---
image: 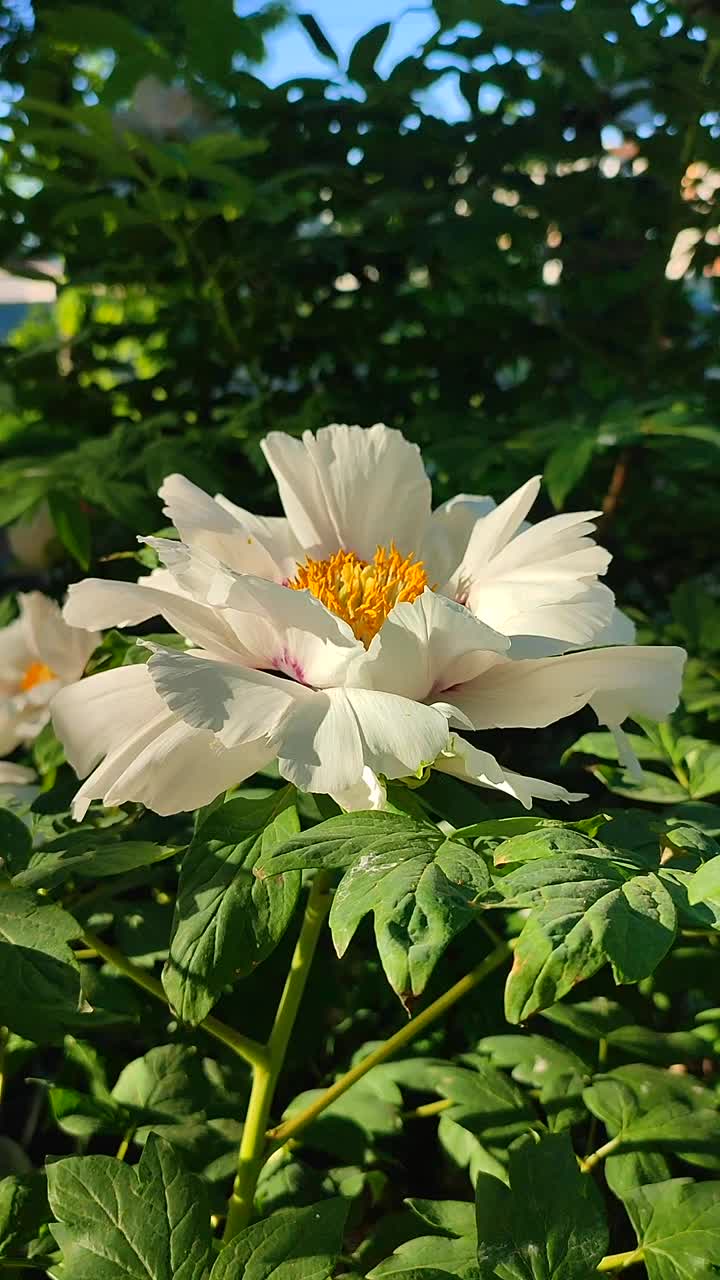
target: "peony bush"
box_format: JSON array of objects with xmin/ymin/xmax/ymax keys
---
[{"xmin": 1, "ymin": 421, "xmax": 720, "ymax": 1278}]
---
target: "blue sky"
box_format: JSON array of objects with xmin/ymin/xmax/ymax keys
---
[
  {"xmin": 236, "ymin": 0, "xmax": 471, "ymax": 119},
  {"xmin": 258, "ymin": 1, "xmax": 438, "ymax": 81}
]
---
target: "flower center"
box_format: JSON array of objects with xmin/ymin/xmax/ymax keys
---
[
  {"xmin": 288, "ymin": 543, "xmax": 428, "ymax": 646},
  {"xmin": 20, "ymin": 661, "xmax": 56, "ymax": 692}
]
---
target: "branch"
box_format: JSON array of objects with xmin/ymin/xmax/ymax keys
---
[
  {"xmin": 267, "ymin": 941, "xmax": 510, "ymax": 1147},
  {"xmin": 81, "ymin": 929, "xmax": 269, "ymax": 1072}
]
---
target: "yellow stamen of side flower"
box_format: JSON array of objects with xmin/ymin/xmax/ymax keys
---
[
  {"xmin": 288, "ymin": 543, "xmax": 429, "ymax": 646},
  {"xmin": 20, "ymin": 661, "xmax": 56, "ymax": 692}
]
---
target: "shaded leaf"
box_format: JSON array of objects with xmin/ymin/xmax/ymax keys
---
[
  {"xmin": 163, "ymin": 789, "xmax": 301, "ymax": 1024},
  {"xmin": 0, "ymin": 891, "xmax": 82, "ymax": 1042}
]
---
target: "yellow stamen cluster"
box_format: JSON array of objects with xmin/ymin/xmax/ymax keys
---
[
  {"xmin": 20, "ymin": 661, "xmax": 56, "ymax": 692},
  {"xmin": 289, "ymin": 543, "xmax": 428, "ymax": 646}
]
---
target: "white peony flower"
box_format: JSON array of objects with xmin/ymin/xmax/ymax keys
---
[
  {"xmin": 54, "ymin": 424, "xmax": 685, "ymax": 818},
  {"xmin": 0, "ymin": 593, "xmax": 99, "ymax": 758}
]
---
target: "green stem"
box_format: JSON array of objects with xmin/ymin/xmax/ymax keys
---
[
  {"xmin": 580, "ymin": 1136, "xmax": 620, "ymax": 1173},
  {"xmin": 267, "ymin": 940, "xmax": 510, "ymax": 1147},
  {"xmin": 404, "ymin": 1098, "xmax": 454, "ymax": 1120},
  {"xmin": 81, "ymin": 929, "xmax": 268, "ymax": 1072},
  {"xmin": 115, "ymin": 1128, "xmax": 135, "ymax": 1162},
  {"xmin": 222, "ymin": 871, "xmax": 333, "ymax": 1244},
  {"xmin": 597, "ymin": 1249, "xmax": 644, "ymax": 1272},
  {"xmin": 0, "ymin": 1027, "xmax": 7, "ymax": 1109}
]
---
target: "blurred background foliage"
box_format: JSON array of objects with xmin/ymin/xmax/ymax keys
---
[{"xmin": 0, "ymin": 0, "xmax": 719, "ymax": 772}]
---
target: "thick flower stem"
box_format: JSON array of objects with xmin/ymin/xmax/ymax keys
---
[
  {"xmin": 80, "ymin": 929, "xmax": 268, "ymax": 1072},
  {"xmin": 222, "ymin": 871, "xmax": 333, "ymax": 1244},
  {"xmin": 267, "ymin": 939, "xmax": 510, "ymax": 1148}
]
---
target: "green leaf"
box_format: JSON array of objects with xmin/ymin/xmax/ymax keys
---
[
  {"xmin": 544, "ymin": 433, "xmax": 595, "ymax": 509},
  {"xmin": 604, "ymin": 1150, "xmax": 672, "ymax": 1202},
  {"xmin": 163, "ymin": 789, "xmax": 301, "ymax": 1024},
  {"xmin": 562, "ymin": 731, "xmax": 664, "ymax": 766},
  {"xmin": 406, "ymin": 1199, "xmax": 476, "ymax": 1238},
  {"xmin": 279, "ymin": 1078, "xmax": 401, "ymax": 1164},
  {"xmin": 685, "ymin": 742, "xmax": 720, "ymax": 800},
  {"xmin": 0, "ymin": 809, "xmax": 32, "ymax": 869},
  {"xmin": 501, "ymin": 860, "xmax": 676, "ymax": 1021},
  {"xmin": 590, "ymin": 765, "xmax": 689, "ymax": 804},
  {"xmin": 688, "ymin": 855, "xmax": 720, "ymax": 904},
  {"xmin": 438, "ymin": 1114, "xmax": 507, "ymax": 1190},
  {"xmin": 209, "ymin": 1198, "xmax": 348, "ymax": 1280},
  {"xmin": 330, "ymin": 837, "xmax": 489, "ymax": 999},
  {"xmin": 298, "ymin": 13, "xmax": 338, "ymax": 63},
  {"xmin": 474, "ymin": 1036, "xmax": 589, "ymax": 1130},
  {"xmin": 583, "ymin": 1066, "xmax": 720, "ymax": 1171},
  {"xmin": 112, "ymin": 1044, "xmax": 207, "ymax": 1137},
  {"xmin": 9, "ymin": 834, "xmax": 172, "ymax": 891},
  {"xmin": 348, "ymin": 21, "xmax": 392, "ymax": 83},
  {"xmin": 181, "ymin": 0, "xmax": 241, "ymax": 82},
  {"xmin": 492, "ymin": 828, "xmax": 598, "ymax": 867},
  {"xmin": 49, "ymin": 1086, "xmax": 127, "ymax": 1141},
  {"xmin": 369, "ymin": 1232, "xmax": 480, "ymax": 1280},
  {"xmin": 48, "ymin": 491, "xmax": 91, "ymax": 570},
  {"xmin": 429, "ymin": 1063, "xmax": 534, "ymax": 1146},
  {"xmin": 47, "ymin": 1134, "xmax": 211, "ymax": 1280},
  {"xmin": 257, "ymin": 810, "xmax": 440, "ymax": 879},
  {"xmin": 474, "ymin": 1133, "xmax": 608, "ymax": 1279},
  {"xmin": 0, "ymin": 1171, "xmax": 49, "ymax": 1259},
  {"xmin": 624, "ymin": 1178, "xmax": 720, "ymax": 1279},
  {"xmin": 0, "ymin": 891, "xmax": 82, "ymax": 1041}
]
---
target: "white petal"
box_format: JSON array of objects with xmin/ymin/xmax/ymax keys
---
[
  {"xmin": 207, "ymin": 571, "xmax": 364, "ymax": 687},
  {"xmin": 447, "ymin": 476, "xmax": 542, "ymax": 592},
  {"xmin": 64, "ymin": 578, "xmax": 249, "ymax": 665},
  {"xmin": 446, "ymin": 481, "xmax": 615, "ymax": 645},
  {"xmin": 276, "ymin": 686, "xmax": 450, "ymax": 794},
  {"xmin": 147, "ymin": 649, "xmax": 301, "ymax": 748},
  {"xmin": 0, "ymin": 616, "xmax": 32, "ymax": 691},
  {"xmin": 331, "ymin": 766, "xmax": 387, "ymax": 812},
  {"xmin": 0, "ymin": 701, "xmax": 22, "ymax": 756},
  {"xmin": 275, "ymin": 689, "xmax": 364, "ymax": 795},
  {"xmin": 449, "ymin": 645, "xmax": 686, "ymax": 731},
  {"xmin": 159, "ymin": 473, "xmax": 286, "ymax": 579},
  {"xmin": 261, "ymin": 423, "xmax": 432, "ymax": 560},
  {"xmin": 0, "ymin": 762, "xmax": 36, "ymax": 785},
  {"xmin": 470, "ymin": 581, "xmax": 615, "ymax": 648},
  {"xmin": 72, "ymin": 712, "xmax": 273, "ymax": 819},
  {"xmin": 213, "ymin": 498, "xmax": 301, "ymax": 580},
  {"xmin": 435, "ymin": 737, "xmax": 586, "ymax": 808},
  {"xmin": 19, "ymin": 592, "xmax": 99, "ymax": 682},
  {"xmin": 52, "ymin": 663, "xmax": 167, "ymax": 778},
  {"xmin": 344, "ymin": 688, "xmax": 450, "ymax": 780},
  {"xmin": 507, "ymin": 606, "xmax": 636, "ymax": 658},
  {"xmin": 357, "ymin": 588, "xmax": 508, "ymax": 701},
  {"xmin": 421, "ymin": 493, "xmax": 496, "ymax": 586},
  {"xmin": 611, "ymin": 726, "xmax": 644, "ymax": 780}
]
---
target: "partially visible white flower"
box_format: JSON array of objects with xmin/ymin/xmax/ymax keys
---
[
  {"xmin": 113, "ymin": 76, "xmax": 214, "ymax": 142},
  {"xmin": 0, "ymin": 593, "xmax": 99, "ymax": 757},
  {"xmin": 54, "ymin": 424, "xmax": 685, "ymax": 818},
  {"xmin": 0, "ymin": 762, "xmax": 36, "ymax": 785},
  {"xmin": 8, "ymin": 502, "xmax": 57, "ymax": 571}
]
